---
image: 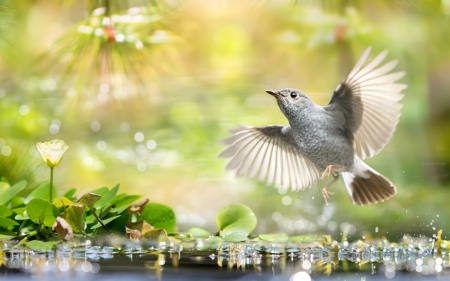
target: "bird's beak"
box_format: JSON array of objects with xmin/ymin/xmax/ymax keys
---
[{"xmin": 266, "ymin": 90, "xmax": 280, "ymax": 98}]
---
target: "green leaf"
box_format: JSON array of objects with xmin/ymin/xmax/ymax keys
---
[
  {"xmin": 0, "ymin": 177, "xmax": 9, "ymax": 183},
  {"xmin": 94, "ymin": 184, "xmax": 119, "ymax": 209},
  {"xmin": 110, "ymin": 205, "xmax": 129, "ymax": 215},
  {"xmin": 114, "ymin": 195, "xmax": 141, "ymax": 208},
  {"xmin": 222, "ymin": 232, "xmax": 249, "ymax": 242},
  {"xmin": 89, "ymin": 215, "xmax": 121, "ymax": 230},
  {"xmin": 90, "ymin": 187, "xmax": 109, "ymax": 196},
  {"xmin": 53, "ymin": 197, "xmax": 73, "ymax": 208},
  {"xmin": 205, "ymin": 236, "xmax": 223, "ymax": 243},
  {"xmin": 110, "ymin": 194, "xmax": 126, "ymax": 206},
  {"xmin": 26, "ymin": 199, "xmax": 59, "ymax": 227},
  {"xmin": 0, "ymin": 217, "xmax": 19, "ymax": 228},
  {"xmin": 64, "ymin": 188, "xmax": 77, "ymax": 199},
  {"xmin": 99, "ymin": 205, "xmax": 112, "ymax": 218},
  {"xmin": 84, "ymin": 214, "xmax": 96, "ymax": 225},
  {"xmin": 140, "ymin": 202, "xmax": 176, "ymax": 233},
  {"xmin": 0, "ymin": 180, "xmax": 27, "ymax": 205},
  {"xmin": 0, "ymin": 233, "xmax": 15, "ymax": 240},
  {"xmin": 10, "ymin": 196, "xmax": 24, "ymax": 208},
  {"xmin": 259, "ymin": 234, "xmax": 289, "ymax": 242},
  {"xmin": 187, "ymin": 227, "xmax": 211, "ymax": 237},
  {"xmin": 77, "ymin": 193, "xmax": 101, "ymax": 210},
  {"xmin": 169, "ymin": 232, "xmax": 194, "ymax": 240},
  {"xmin": 26, "ymin": 240, "xmax": 61, "ymax": 252},
  {"xmin": 25, "ymin": 183, "xmax": 57, "ymax": 203},
  {"xmin": 0, "ymin": 205, "xmax": 13, "ymax": 217},
  {"xmin": 15, "ymin": 214, "xmax": 29, "ymax": 220},
  {"xmin": 64, "ymin": 204, "xmax": 85, "ymax": 233},
  {"xmin": 216, "ymin": 204, "xmax": 257, "ymax": 239}
]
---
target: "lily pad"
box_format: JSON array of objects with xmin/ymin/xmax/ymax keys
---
[
  {"xmin": 26, "ymin": 198, "xmax": 59, "ymax": 227},
  {"xmin": 289, "ymin": 235, "xmax": 326, "ymax": 242},
  {"xmin": 0, "ymin": 180, "xmax": 27, "ymax": 205},
  {"xmin": 221, "ymin": 232, "xmax": 249, "ymax": 242},
  {"xmin": 26, "ymin": 240, "xmax": 61, "ymax": 252},
  {"xmin": 216, "ymin": 204, "xmax": 257, "ymax": 239},
  {"xmin": 140, "ymin": 202, "xmax": 176, "ymax": 233},
  {"xmin": 259, "ymin": 234, "xmax": 289, "ymax": 242},
  {"xmin": 187, "ymin": 227, "xmax": 211, "ymax": 237}
]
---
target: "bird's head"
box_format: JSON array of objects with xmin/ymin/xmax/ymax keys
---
[{"xmin": 266, "ymin": 88, "xmax": 314, "ymax": 119}]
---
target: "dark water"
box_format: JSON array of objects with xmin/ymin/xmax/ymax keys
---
[{"xmin": 2, "ymin": 237, "xmax": 450, "ymax": 280}]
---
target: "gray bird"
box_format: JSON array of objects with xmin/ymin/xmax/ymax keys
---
[{"xmin": 219, "ymin": 47, "xmax": 406, "ymax": 205}]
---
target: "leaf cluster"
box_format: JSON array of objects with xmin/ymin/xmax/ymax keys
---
[{"xmin": 0, "ymin": 178, "xmax": 177, "ymax": 250}]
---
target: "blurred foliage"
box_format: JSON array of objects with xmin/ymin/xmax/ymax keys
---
[{"xmin": 0, "ymin": 0, "xmax": 450, "ymax": 241}]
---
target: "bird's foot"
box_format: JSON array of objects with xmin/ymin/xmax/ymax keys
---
[
  {"xmin": 320, "ymin": 165, "xmax": 339, "ymax": 180},
  {"xmin": 322, "ymin": 187, "xmax": 334, "ymax": 205}
]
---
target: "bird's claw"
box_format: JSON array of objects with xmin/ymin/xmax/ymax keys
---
[
  {"xmin": 320, "ymin": 165, "xmax": 337, "ymax": 180},
  {"xmin": 322, "ymin": 187, "xmax": 334, "ymax": 205}
]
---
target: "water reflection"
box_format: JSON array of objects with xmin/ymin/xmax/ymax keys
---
[{"xmin": 2, "ymin": 237, "xmax": 450, "ymax": 280}]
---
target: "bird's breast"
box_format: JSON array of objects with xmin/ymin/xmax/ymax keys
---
[{"xmin": 290, "ymin": 119, "xmax": 354, "ymax": 171}]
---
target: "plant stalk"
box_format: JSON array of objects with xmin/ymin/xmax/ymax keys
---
[
  {"xmin": 13, "ymin": 230, "xmax": 37, "ymax": 250},
  {"xmin": 16, "ymin": 219, "xmax": 28, "ymax": 236},
  {"xmin": 90, "ymin": 207, "xmax": 112, "ymax": 235},
  {"xmin": 50, "ymin": 167, "xmax": 54, "ymax": 202}
]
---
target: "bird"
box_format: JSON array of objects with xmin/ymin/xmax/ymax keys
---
[{"xmin": 219, "ymin": 47, "xmax": 406, "ymax": 206}]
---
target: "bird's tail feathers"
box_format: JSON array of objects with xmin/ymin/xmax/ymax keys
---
[{"xmin": 342, "ymin": 157, "xmax": 396, "ymax": 206}]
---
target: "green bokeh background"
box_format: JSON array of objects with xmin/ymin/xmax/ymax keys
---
[{"xmin": 1, "ymin": 0, "xmax": 449, "ymax": 241}]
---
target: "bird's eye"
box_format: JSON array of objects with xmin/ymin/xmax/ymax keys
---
[{"xmin": 290, "ymin": 92, "xmax": 298, "ymax": 99}]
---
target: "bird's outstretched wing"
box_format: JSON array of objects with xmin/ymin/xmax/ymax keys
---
[
  {"xmin": 219, "ymin": 125, "xmax": 320, "ymax": 190},
  {"xmin": 325, "ymin": 47, "xmax": 406, "ymax": 159}
]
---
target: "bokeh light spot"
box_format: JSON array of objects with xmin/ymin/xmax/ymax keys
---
[
  {"xmin": 19, "ymin": 105, "xmax": 29, "ymax": 115},
  {"xmin": 96, "ymin": 140, "xmax": 107, "ymax": 151},
  {"xmin": 91, "ymin": 121, "xmax": 101, "ymax": 132},
  {"xmin": 134, "ymin": 132, "xmax": 144, "ymax": 142},
  {"xmin": 137, "ymin": 162, "xmax": 147, "ymax": 172},
  {"xmin": 1, "ymin": 146, "xmax": 12, "ymax": 156},
  {"xmin": 282, "ymin": 195, "xmax": 292, "ymax": 206},
  {"xmin": 146, "ymin": 140, "xmax": 157, "ymax": 150},
  {"xmin": 290, "ymin": 271, "xmax": 311, "ymax": 281}
]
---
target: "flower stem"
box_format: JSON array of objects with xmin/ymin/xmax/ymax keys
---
[{"xmin": 50, "ymin": 166, "xmax": 54, "ymax": 202}]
